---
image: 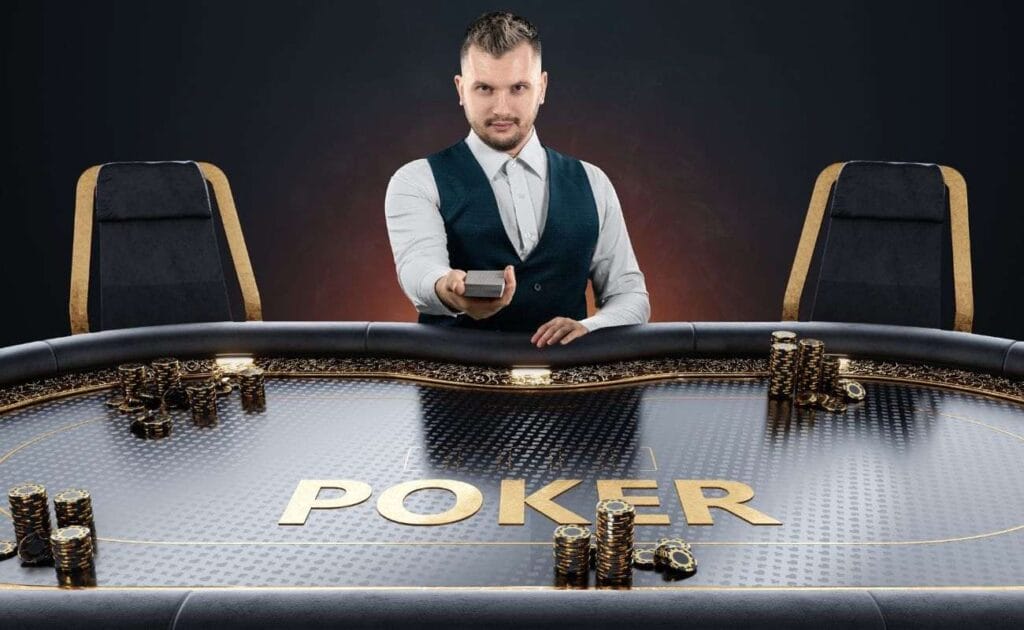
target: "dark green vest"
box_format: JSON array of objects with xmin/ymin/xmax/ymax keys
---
[{"xmin": 420, "ymin": 140, "xmax": 599, "ymax": 332}]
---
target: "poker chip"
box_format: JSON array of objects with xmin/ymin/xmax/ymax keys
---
[
  {"xmin": 238, "ymin": 367, "xmax": 267, "ymax": 412},
  {"xmin": 186, "ymin": 381, "xmax": 219, "ymax": 427},
  {"xmin": 131, "ymin": 412, "xmax": 173, "ymax": 440},
  {"xmin": 663, "ymin": 547, "xmax": 698, "ymax": 574},
  {"xmin": 796, "ymin": 339, "xmax": 826, "ymax": 396},
  {"xmin": 819, "ymin": 395, "xmax": 848, "ymax": 413},
  {"xmin": 51, "ymin": 526, "xmax": 97, "ymax": 586},
  {"xmin": 770, "ymin": 330, "xmax": 797, "ymax": 344},
  {"xmin": 8, "ymin": 483, "xmax": 52, "ymax": 564},
  {"xmin": 552, "ymin": 524, "xmax": 591, "ymax": 575},
  {"xmin": 594, "ymin": 499, "xmax": 635, "ymax": 582},
  {"xmin": 768, "ymin": 342, "xmax": 799, "ymax": 400},
  {"xmin": 150, "ymin": 358, "xmax": 182, "ymax": 397},
  {"xmin": 112, "ymin": 363, "xmax": 147, "ymax": 411},
  {"xmin": 16, "ymin": 531, "xmax": 52, "ymax": 566},
  {"xmin": 838, "ymin": 379, "xmax": 866, "ymax": 402},
  {"xmin": 631, "ymin": 548, "xmax": 656, "ymax": 569},
  {"xmin": 54, "ymin": 488, "xmax": 97, "ymax": 549},
  {"xmin": 821, "ymin": 354, "xmax": 842, "ymax": 395},
  {"xmin": 654, "ymin": 537, "xmax": 693, "ymax": 568},
  {"xmin": 0, "ymin": 540, "xmax": 16, "ymax": 561},
  {"xmin": 794, "ymin": 391, "xmax": 819, "ymax": 408}
]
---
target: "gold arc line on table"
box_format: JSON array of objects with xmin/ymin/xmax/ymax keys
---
[
  {"xmin": 88, "ymin": 522, "xmax": 1024, "ymax": 547},
  {"xmin": 938, "ymin": 412, "xmax": 1024, "ymax": 442},
  {"xmin": 1, "ymin": 397, "xmax": 1022, "ymax": 547},
  {"xmin": 0, "ymin": 417, "xmax": 102, "ymax": 465},
  {"xmin": 2, "ymin": 584, "xmax": 1023, "ymax": 592}
]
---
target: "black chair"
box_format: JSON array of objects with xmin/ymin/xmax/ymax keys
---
[
  {"xmin": 782, "ymin": 161, "xmax": 973, "ymax": 332},
  {"xmin": 70, "ymin": 161, "xmax": 262, "ymax": 333}
]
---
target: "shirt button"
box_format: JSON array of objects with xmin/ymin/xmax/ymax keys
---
[{"xmin": 533, "ymin": 283, "xmax": 542, "ymax": 291}]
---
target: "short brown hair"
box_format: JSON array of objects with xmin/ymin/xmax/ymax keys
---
[{"xmin": 460, "ymin": 12, "xmax": 541, "ymax": 64}]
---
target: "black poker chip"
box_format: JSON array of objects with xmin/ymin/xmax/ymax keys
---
[
  {"xmin": 16, "ymin": 532, "xmax": 52, "ymax": 565},
  {"xmin": 663, "ymin": 547, "xmax": 698, "ymax": 574}
]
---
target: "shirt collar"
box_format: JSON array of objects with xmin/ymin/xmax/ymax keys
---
[{"xmin": 466, "ymin": 127, "xmax": 546, "ymax": 181}]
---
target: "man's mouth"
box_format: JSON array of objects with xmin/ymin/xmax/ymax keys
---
[{"xmin": 490, "ymin": 121, "xmax": 515, "ymax": 131}]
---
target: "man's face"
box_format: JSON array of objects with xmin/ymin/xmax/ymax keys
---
[{"xmin": 455, "ymin": 42, "xmax": 547, "ymax": 155}]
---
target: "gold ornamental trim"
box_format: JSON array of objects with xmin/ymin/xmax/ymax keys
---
[{"xmin": 1, "ymin": 356, "xmax": 1022, "ymax": 414}]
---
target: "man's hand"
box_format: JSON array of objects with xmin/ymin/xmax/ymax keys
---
[
  {"xmin": 435, "ymin": 265, "xmax": 516, "ymax": 320},
  {"xmin": 531, "ymin": 317, "xmax": 589, "ymax": 348}
]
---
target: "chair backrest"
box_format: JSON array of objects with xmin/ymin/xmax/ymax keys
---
[
  {"xmin": 782, "ymin": 161, "xmax": 973, "ymax": 331},
  {"xmin": 70, "ymin": 161, "xmax": 262, "ymax": 333}
]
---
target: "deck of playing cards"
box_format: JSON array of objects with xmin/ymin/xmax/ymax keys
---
[{"xmin": 463, "ymin": 270, "xmax": 506, "ymax": 298}]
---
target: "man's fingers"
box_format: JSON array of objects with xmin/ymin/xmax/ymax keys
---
[
  {"xmin": 501, "ymin": 265, "xmax": 517, "ymax": 304},
  {"xmin": 560, "ymin": 327, "xmax": 586, "ymax": 345},
  {"xmin": 449, "ymin": 270, "xmax": 467, "ymax": 296},
  {"xmin": 531, "ymin": 319, "xmax": 555, "ymax": 345},
  {"xmin": 536, "ymin": 319, "xmax": 567, "ymax": 347},
  {"xmin": 545, "ymin": 326, "xmax": 572, "ymax": 346}
]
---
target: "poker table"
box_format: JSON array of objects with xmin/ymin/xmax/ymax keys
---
[{"xmin": 1, "ymin": 321, "xmax": 1023, "ymax": 628}]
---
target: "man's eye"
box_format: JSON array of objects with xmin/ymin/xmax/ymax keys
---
[
  {"xmin": 477, "ymin": 86, "xmax": 491, "ymax": 92},
  {"xmin": 513, "ymin": 85, "xmax": 526, "ymax": 92}
]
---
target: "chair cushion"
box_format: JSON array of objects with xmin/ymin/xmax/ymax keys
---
[{"xmin": 94, "ymin": 161, "xmax": 231, "ymax": 330}]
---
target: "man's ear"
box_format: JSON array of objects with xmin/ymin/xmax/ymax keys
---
[
  {"xmin": 539, "ymin": 70, "xmax": 548, "ymax": 105},
  {"xmin": 454, "ymin": 75, "xmax": 463, "ymax": 106}
]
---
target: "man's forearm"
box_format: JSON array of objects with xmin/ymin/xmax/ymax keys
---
[{"xmin": 579, "ymin": 292, "xmax": 651, "ymax": 332}]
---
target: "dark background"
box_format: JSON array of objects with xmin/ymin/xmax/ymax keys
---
[{"xmin": 1, "ymin": 0, "xmax": 1021, "ymax": 347}]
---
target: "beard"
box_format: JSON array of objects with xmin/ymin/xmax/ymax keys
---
[{"xmin": 471, "ymin": 116, "xmax": 531, "ymax": 152}]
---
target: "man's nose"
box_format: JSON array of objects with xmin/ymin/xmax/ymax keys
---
[{"xmin": 492, "ymin": 90, "xmax": 512, "ymax": 115}]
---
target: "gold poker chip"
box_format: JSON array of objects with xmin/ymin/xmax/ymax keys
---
[
  {"xmin": 596, "ymin": 499, "xmax": 635, "ymax": 516},
  {"xmin": 664, "ymin": 547, "xmax": 698, "ymax": 573},
  {"xmin": 632, "ymin": 548, "xmax": 656, "ymax": 569},
  {"xmin": 52, "ymin": 526, "xmax": 91, "ymax": 543},
  {"xmin": 0, "ymin": 540, "xmax": 16, "ymax": 560},
  {"xmin": 553, "ymin": 525, "xmax": 591, "ymax": 543},
  {"xmin": 838, "ymin": 379, "xmax": 866, "ymax": 401},
  {"xmin": 8, "ymin": 483, "xmax": 46, "ymax": 499}
]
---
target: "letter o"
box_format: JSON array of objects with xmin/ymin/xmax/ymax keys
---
[{"xmin": 376, "ymin": 479, "xmax": 483, "ymax": 525}]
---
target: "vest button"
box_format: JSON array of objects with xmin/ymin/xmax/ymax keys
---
[{"xmin": 533, "ymin": 283, "xmax": 542, "ymax": 291}]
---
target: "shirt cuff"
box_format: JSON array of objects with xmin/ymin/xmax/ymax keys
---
[{"xmin": 417, "ymin": 267, "xmax": 462, "ymax": 317}]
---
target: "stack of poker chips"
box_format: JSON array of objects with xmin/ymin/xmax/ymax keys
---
[
  {"xmin": 8, "ymin": 483, "xmax": 53, "ymax": 565},
  {"xmin": 768, "ymin": 340, "xmax": 800, "ymax": 399},
  {"xmin": 187, "ymin": 380, "xmax": 219, "ymax": 427},
  {"xmin": 109, "ymin": 363, "xmax": 147, "ymax": 413},
  {"xmin": 53, "ymin": 489, "xmax": 97, "ymax": 550},
  {"xmin": 821, "ymin": 354, "xmax": 841, "ymax": 395},
  {"xmin": 767, "ymin": 334, "xmax": 867, "ymax": 413},
  {"xmin": 654, "ymin": 537, "xmax": 698, "ymax": 575},
  {"xmin": 238, "ymin": 367, "xmax": 267, "ymax": 412},
  {"xmin": 552, "ymin": 524, "xmax": 592, "ymax": 575},
  {"xmin": 771, "ymin": 330, "xmax": 798, "ymax": 345},
  {"xmin": 131, "ymin": 410, "xmax": 173, "ymax": 440},
  {"xmin": 51, "ymin": 526, "xmax": 97, "ymax": 587},
  {"xmin": 150, "ymin": 357, "xmax": 182, "ymax": 397},
  {"xmin": 594, "ymin": 498, "xmax": 635, "ymax": 582},
  {"xmin": 796, "ymin": 338, "xmax": 826, "ymax": 396}
]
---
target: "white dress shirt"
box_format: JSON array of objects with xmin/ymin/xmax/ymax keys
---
[{"xmin": 385, "ymin": 128, "xmax": 650, "ymax": 332}]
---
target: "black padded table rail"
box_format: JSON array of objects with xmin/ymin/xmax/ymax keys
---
[{"xmin": 0, "ymin": 322, "xmax": 1022, "ymax": 628}]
